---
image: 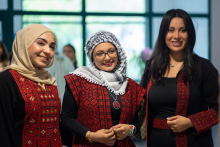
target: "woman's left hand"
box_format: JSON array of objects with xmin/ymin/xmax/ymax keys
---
[
  {"xmin": 112, "ymin": 124, "xmax": 130, "ymax": 140},
  {"xmin": 167, "ymin": 115, "xmax": 193, "ymax": 133}
]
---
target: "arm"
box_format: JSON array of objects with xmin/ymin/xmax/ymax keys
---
[
  {"xmin": 60, "ymin": 82, "xmax": 116, "ymax": 146},
  {"xmin": 60, "ymin": 84, "xmax": 89, "ymax": 146},
  {"xmin": 0, "ymin": 72, "xmax": 15, "ymax": 146},
  {"xmin": 188, "ymin": 60, "xmax": 219, "ymax": 134}
]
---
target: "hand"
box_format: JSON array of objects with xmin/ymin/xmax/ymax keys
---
[
  {"xmin": 112, "ymin": 124, "xmax": 130, "ymax": 140},
  {"xmin": 89, "ymin": 129, "xmax": 116, "ymax": 146},
  {"xmin": 167, "ymin": 115, "xmax": 193, "ymax": 133}
]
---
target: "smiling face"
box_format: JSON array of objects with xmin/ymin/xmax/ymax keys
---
[
  {"xmin": 28, "ymin": 33, "xmax": 56, "ymax": 68},
  {"xmin": 92, "ymin": 42, "xmax": 118, "ymax": 72},
  {"xmin": 165, "ymin": 17, "xmax": 188, "ymax": 54}
]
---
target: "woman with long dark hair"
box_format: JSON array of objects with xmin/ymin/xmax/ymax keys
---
[
  {"xmin": 141, "ymin": 9, "xmax": 219, "ymax": 147},
  {"xmin": 0, "ymin": 41, "xmax": 9, "ymax": 72}
]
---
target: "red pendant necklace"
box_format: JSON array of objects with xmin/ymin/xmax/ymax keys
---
[{"xmin": 109, "ymin": 92, "xmax": 120, "ymax": 110}]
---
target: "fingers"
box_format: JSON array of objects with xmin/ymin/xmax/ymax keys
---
[
  {"xmin": 105, "ymin": 130, "xmax": 115, "ymax": 138},
  {"xmin": 167, "ymin": 116, "xmax": 178, "ymax": 121}
]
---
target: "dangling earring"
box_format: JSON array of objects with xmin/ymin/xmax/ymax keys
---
[{"xmin": 117, "ymin": 61, "xmax": 120, "ymax": 64}]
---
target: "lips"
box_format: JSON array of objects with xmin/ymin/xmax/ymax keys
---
[
  {"xmin": 103, "ymin": 61, "xmax": 113, "ymax": 67},
  {"xmin": 171, "ymin": 41, "xmax": 182, "ymax": 47},
  {"xmin": 39, "ymin": 55, "xmax": 48, "ymax": 62}
]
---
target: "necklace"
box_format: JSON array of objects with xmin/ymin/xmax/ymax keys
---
[
  {"xmin": 170, "ymin": 62, "xmax": 179, "ymax": 68},
  {"xmin": 109, "ymin": 91, "xmax": 120, "ymax": 110}
]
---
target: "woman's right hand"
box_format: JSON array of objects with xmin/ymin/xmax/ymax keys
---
[{"xmin": 89, "ymin": 128, "xmax": 116, "ymax": 146}]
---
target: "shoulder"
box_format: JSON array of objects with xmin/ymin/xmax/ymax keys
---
[
  {"xmin": 127, "ymin": 78, "xmax": 143, "ymax": 89},
  {"xmin": 195, "ymin": 55, "xmax": 218, "ymax": 73},
  {"xmin": 0, "ymin": 69, "xmax": 14, "ymax": 84}
]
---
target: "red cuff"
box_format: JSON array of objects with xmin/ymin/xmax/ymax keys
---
[{"xmin": 188, "ymin": 109, "xmax": 218, "ymax": 134}]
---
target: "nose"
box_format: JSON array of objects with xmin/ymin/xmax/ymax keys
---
[
  {"xmin": 104, "ymin": 53, "xmax": 111, "ymax": 60},
  {"xmin": 174, "ymin": 30, "xmax": 180, "ymax": 39},
  {"xmin": 43, "ymin": 45, "xmax": 50, "ymax": 54}
]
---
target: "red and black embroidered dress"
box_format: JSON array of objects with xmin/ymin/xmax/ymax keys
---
[
  {"xmin": 61, "ymin": 74, "xmax": 146, "ymax": 147},
  {"xmin": 0, "ymin": 69, "xmax": 62, "ymax": 147},
  {"xmin": 142, "ymin": 55, "xmax": 219, "ymax": 147}
]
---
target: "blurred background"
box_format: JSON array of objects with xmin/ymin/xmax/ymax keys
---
[{"xmin": 0, "ymin": 0, "xmax": 219, "ymax": 146}]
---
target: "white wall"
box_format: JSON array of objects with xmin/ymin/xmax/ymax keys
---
[{"xmin": 211, "ymin": 0, "xmax": 220, "ymax": 71}]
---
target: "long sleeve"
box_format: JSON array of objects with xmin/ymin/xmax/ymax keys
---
[
  {"xmin": 0, "ymin": 70, "xmax": 25, "ymax": 147},
  {"xmin": 60, "ymin": 83, "xmax": 89, "ymax": 146},
  {"xmin": 0, "ymin": 73, "xmax": 15, "ymax": 146},
  {"xmin": 188, "ymin": 59, "xmax": 219, "ymax": 134}
]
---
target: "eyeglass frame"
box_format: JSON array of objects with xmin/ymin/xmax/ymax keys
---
[{"xmin": 93, "ymin": 48, "xmax": 118, "ymax": 61}]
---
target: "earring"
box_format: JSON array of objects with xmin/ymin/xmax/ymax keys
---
[{"xmin": 117, "ymin": 61, "xmax": 120, "ymax": 64}]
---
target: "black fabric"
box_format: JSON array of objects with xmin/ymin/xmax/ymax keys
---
[
  {"xmin": 0, "ymin": 69, "xmax": 25, "ymax": 147},
  {"xmin": 141, "ymin": 55, "xmax": 219, "ymax": 147},
  {"xmin": 60, "ymin": 82, "xmax": 140, "ymax": 147}
]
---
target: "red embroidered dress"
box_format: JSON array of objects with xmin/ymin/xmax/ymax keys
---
[
  {"xmin": 8, "ymin": 69, "xmax": 62, "ymax": 147},
  {"xmin": 64, "ymin": 74, "xmax": 146, "ymax": 147}
]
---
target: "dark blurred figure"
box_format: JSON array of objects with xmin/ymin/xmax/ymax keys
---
[
  {"xmin": 63, "ymin": 44, "xmax": 77, "ymax": 69},
  {"xmin": 0, "ymin": 41, "xmax": 9, "ymax": 72}
]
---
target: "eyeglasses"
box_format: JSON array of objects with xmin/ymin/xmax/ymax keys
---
[{"xmin": 94, "ymin": 49, "xmax": 117, "ymax": 61}]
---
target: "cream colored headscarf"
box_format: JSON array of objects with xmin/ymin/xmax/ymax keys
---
[{"xmin": 5, "ymin": 24, "xmax": 57, "ymax": 86}]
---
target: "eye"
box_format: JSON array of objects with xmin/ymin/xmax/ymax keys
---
[
  {"xmin": 37, "ymin": 42, "xmax": 44, "ymax": 46},
  {"xmin": 96, "ymin": 52, "xmax": 104, "ymax": 57},
  {"xmin": 168, "ymin": 29, "xmax": 174, "ymax": 32},
  {"xmin": 180, "ymin": 29, "xmax": 187, "ymax": 32},
  {"xmin": 108, "ymin": 49, "xmax": 115, "ymax": 54},
  {"xmin": 50, "ymin": 45, "xmax": 56, "ymax": 51}
]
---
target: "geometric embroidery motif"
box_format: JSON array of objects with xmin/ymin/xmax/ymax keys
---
[{"xmin": 9, "ymin": 70, "xmax": 62, "ymax": 147}]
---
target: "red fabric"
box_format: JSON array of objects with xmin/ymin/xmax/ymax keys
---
[
  {"xmin": 175, "ymin": 73, "xmax": 189, "ymax": 147},
  {"xmin": 10, "ymin": 69, "xmax": 62, "ymax": 147},
  {"xmin": 188, "ymin": 108, "xmax": 218, "ymax": 134},
  {"xmin": 146, "ymin": 73, "xmax": 189, "ymax": 147},
  {"xmin": 65, "ymin": 74, "xmax": 146, "ymax": 147},
  {"xmin": 153, "ymin": 118, "xmax": 170, "ymax": 129}
]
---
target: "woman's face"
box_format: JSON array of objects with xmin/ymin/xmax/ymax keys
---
[
  {"xmin": 28, "ymin": 33, "xmax": 56, "ymax": 68},
  {"xmin": 92, "ymin": 42, "xmax": 118, "ymax": 72},
  {"xmin": 165, "ymin": 17, "xmax": 188, "ymax": 54},
  {"xmin": 63, "ymin": 46, "xmax": 75, "ymax": 61}
]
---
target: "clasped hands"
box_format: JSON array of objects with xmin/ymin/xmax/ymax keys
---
[
  {"xmin": 167, "ymin": 115, "xmax": 194, "ymax": 133},
  {"xmin": 88, "ymin": 124, "xmax": 130, "ymax": 146}
]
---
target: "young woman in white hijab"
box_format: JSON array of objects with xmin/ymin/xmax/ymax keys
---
[
  {"xmin": 60, "ymin": 31, "xmax": 146, "ymax": 147},
  {"xmin": 0, "ymin": 24, "xmax": 62, "ymax": 147}
]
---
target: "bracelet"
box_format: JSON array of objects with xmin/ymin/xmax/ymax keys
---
[
  {"xmin": 127, "ymin": 125, "xmax": 134, "ymax": 136},
  {"xmin": 86, "ymin": 131, "xmax": 93, "ymax": 143}
]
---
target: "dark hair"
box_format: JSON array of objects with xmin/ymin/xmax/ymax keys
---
[
  {"xmin": 149, "ymin": 9, "xmax": 196, "ymax": 84},
  {"xmin": 0, "ymin": 41, "xmax": 8, "ymax": 63},
  {"xmin": 63, "ymin": 44, "xmax": 77, "ymax": 69}
]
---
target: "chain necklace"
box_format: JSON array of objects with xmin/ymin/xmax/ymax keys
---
[
  {"xmin": 109, "ymin": 91, "xmax": 120, "ymax": 110},
  {"xmin": 171, "ymin": 62, "xmax": 180, "ymax": 68}
]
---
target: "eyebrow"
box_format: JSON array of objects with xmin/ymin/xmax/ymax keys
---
[
  {"xmin": 37, "ymin": 38, "xmax": 56, "ymax": 45},
  {"xmin": 96, "ymin": 47, "xmax": 115, "ymax": 52}
]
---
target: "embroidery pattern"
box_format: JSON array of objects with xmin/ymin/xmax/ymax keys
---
[
  {"xmin": 65, "ymin": 74, "xmax": 145, "ymax": 147},
  {"xmin": 10, "ymin": 70, "xmax": 62, "ymax": 147}
]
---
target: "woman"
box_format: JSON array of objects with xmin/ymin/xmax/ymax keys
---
[
  {"xmin": 0, "ymin": 41, "xmax": 9, "ymax": 72},
  {"xmin": 141, "ymin": 9, "xmax": 219, "ymax": 147},
  {"xmin": 0, "ymin": 24, "xmax": 62, "ymax": 147},
  {"xmin": 62, "ymin": 44, "xmax": 77, "ymax": 69},
  {"xmin": 60, "ymin": 31, "xmax": 146, "ymax": 147}
]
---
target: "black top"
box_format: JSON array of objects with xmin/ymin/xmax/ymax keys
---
[
  {"xmin": 60, "ymin": 83, "xmax": 140, "ymax": 146},
  {"xmin": 141, "ymin": 55, "xmax": 219, "ymax": 147},
  {"xmin": 148, "ymin": 77, "xmax": 177, "ymax": 119}
]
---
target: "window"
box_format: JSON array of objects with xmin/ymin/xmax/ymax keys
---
[{"xmin": 0, "ymin": 0, "xmax": 210, "ymax": 82}]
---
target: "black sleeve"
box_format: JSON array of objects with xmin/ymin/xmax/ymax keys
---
[
  {"xmin": 60, "ymin": 83, "xmax": 89, "ymax": 146},
  {"xmin": 130, "ymin": 106, "xmax": 141, "ymax": 134}
]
